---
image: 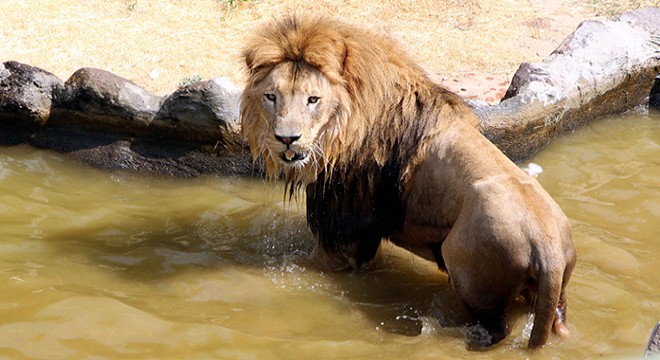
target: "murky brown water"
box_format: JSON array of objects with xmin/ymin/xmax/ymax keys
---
[{"xmin": 0, "ymin": 110, "xmax": 658, "ymax": 359}]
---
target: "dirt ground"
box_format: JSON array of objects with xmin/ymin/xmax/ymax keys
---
[{"xmin": 1, "ymin": 0, "xmax": 657, "ymax": 104}]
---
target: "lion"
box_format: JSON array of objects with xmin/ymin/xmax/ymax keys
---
[{"xmin": 240, "ymin": 14, "xmax": 576, "ymax": 349}]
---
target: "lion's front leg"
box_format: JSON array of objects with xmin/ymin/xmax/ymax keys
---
[
  {"xmin": 308, "ymin": 232, "xmax": 382, "ymax": 271},
  {"xmin": 305, "ymin": 171, "xmax": 396, "ymax": 272}
]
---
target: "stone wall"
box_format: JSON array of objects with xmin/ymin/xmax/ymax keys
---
[{"xmin": 0, "ymin": 62, "xmax": 255, "ymax": 177}]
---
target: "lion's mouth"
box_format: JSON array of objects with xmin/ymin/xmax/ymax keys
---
[{"xmin": 280, "ymin": 149, "xmax": 308, "ymax": 164}]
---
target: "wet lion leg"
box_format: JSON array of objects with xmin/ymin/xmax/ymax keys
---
[
  {"xmin": 464, "ymin": 306, "xmax": 509, "ymax": 350},
  {"xmin": 309, "ymin": 234, "xmax": 382, "ymax": 271}
]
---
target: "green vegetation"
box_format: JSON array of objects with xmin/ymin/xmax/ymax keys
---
[
  {"xmin": 178, "ymin": 74, "xmax": 202, "ymax": 87},
  {"xmin": 216, "ymin": 0, "xmax": 251, "ymax": 8}
]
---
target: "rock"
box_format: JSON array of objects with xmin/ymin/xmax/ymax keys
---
[
  {"xmin": 0, "ymin": 61, "xmax": 63, "ymax": 128},
  {"xmin": 474, "ymin": 7, "xmax": 660, "ymax": 161},
  {"xmin": 28, "ymin": 126, "xmax": 256, "ymax": 177},
  {"xmin": 51, "ymin": 67, "xmax": 162, "ymax": 135},
  {"xmin": 617, "ymin": 6, "xmax": 660, "ymax": 34},
  {"xmin": 646, "ymin": 322, "xmax": 660, "ymax": 358},
  {"xmin": 156, "ymin": 77, "xmax": 241, "ymax": 143},
  {"xmin": 0, "ymin": 66, "xmax": 255, "ymax": 177}
]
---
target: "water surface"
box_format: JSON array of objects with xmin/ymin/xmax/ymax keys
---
[{"xmin": 0, "ymin": 111, "xmax": 658, "ymax": 359}]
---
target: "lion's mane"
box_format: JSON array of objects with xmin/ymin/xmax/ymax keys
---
[{"xmin": 240, "ymin": 14, "xmax": 479, "ymax": 266}]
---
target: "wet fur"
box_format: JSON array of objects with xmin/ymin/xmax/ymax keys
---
[{"xmin": 240, "ymin": 14, "xmax": 576, "ymax": 349}]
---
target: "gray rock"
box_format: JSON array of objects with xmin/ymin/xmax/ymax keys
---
[
  {"xmin": 0, "ymin": 61, "xmax": 63, "ymax": 128},
  {"xmin": 617, "ymin": 7, "xmax": 660, "ymax": 34},
  {"xmin": 474, "ymin": 7, "xmax": 660, "ymax": 161},
  {"xmin": 51, "ymin": 67, "xmax": 162, "ymax": 135},
  {"xmin": 27, "ymin": 126, "xmax": 256, "ymax": 177},
  {"xmin": 156, "ymin": 77, "xmax": 241, "ymax": 142},
  {"xmin": 646, "ymin": 322, "xmax": 660, "ymax": 358}
]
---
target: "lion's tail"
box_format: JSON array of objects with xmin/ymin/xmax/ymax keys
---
[{"xmin": 528, "ymin": 257, "xmax": 567, "ymax": 349}]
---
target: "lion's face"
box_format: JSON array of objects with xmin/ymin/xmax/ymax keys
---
[{"xmin": 243, "ymin": 60, "xmax": 348, "ymax": 179}]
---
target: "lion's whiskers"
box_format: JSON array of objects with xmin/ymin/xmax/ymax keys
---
[{"xmin": 310, "ymin": 141, "xmax": 326, "ymax": 168}]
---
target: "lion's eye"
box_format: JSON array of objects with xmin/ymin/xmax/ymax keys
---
[
  {"xmin": 264, "ymin": 93, "xmax": 276, "ymax": 102},
  {"xmin": 307, "ymin": 96, "xmax": 320, "ymax": 104}
]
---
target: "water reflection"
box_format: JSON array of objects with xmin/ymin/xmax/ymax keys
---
[{"xmin": 0, "ymin": 111, "xmax": 658, "ymax": 359}]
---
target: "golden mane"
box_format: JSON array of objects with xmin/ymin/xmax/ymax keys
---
[{"xmin": 240, "ymin": 14, "xmax": 477, "ymax": 189}]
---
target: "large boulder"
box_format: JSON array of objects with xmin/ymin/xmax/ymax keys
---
[
  {"xmin": 0, "ymin": 61, "xmax": 63, "ymax": 129},
  {"xmin": 473, "ymin": 8, "xmax": 660, "ymax": 161},
  {"xmin": 51, "ymin": 67, "xmax": 162, "ymax": 135},
  {"xmin": 156, "ymin": 77, "xmax": 241, "ymax": 143}
]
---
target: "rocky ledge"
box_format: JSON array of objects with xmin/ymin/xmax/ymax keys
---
[
  {"xmin": 1, "ymin": 8, "xmax": 659, "ymax": 177},
  {"xmin": 474, "ymin": 8, "xmax": 660, "ymax": 160},
  {"xmin": 0, "ymin": 63, "xmax": 253, "ymax": 177}
]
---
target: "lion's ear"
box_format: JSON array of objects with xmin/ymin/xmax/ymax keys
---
[
  {"xmin": 243, "ymin": 47, "xmax": 270, "ymax": 74},
  {"xmin": 335, "ymin": 39, "xmax": 348, "ymax": 79},
  {"xmin": 322, "ymin": 39, "xmax": 347, "ymax": 84},
  {"xmin": 303, "ymin": 38, "xmax": 347, "ymax": 85},
  {"xmin": 243, "ymin": 44, "xmax": 281, "ymax": 83},
  {"xmin": 244, "ymin": 48, "xmax": 257, "ymax": 73}
]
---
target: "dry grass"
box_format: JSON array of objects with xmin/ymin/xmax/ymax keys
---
[
  {"xmin": 585, "ymin": 0, "xmax": 660, "ymax": 17},
  {"xmin": 1, "ymin": 0, "xmax": 654, "ymax": 95}
]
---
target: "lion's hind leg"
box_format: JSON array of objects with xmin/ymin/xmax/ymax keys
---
[
  {"xmin": 441, "ymin": 226, "xmax": 525, "ymax": 349},
  {"xmin": 464, "ymin": 307, "xmax": 509, "ymax": 350},
  {"xmin": 552, "ymin": 248, "xmax": 576, "ymax": 338}
]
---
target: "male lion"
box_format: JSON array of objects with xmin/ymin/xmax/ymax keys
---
[{"xmin": 240, "ymin": 14, "xmax": 576, "ymax": 349}]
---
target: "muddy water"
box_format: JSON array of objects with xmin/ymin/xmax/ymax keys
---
[{"xmin": 0, "ymin": 111, "xmax": 658, "ymax": 359}]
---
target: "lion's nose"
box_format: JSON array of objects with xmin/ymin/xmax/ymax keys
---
[{"xmin": 274, "ymin": 134, "xmax": 301, "ymax": 145}]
